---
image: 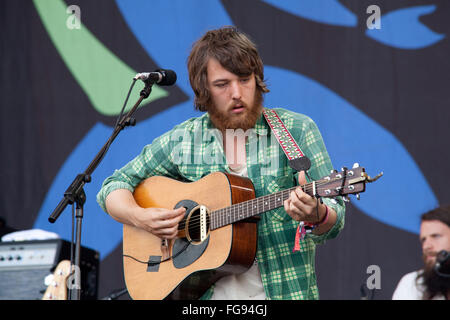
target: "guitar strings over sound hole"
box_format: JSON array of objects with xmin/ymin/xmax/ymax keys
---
[{"xmin": 185, "ymin": 206, "xmax": 211, "ymax": 244}]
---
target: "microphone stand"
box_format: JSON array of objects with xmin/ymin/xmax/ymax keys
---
[{"xmin": 48, "ymin": 81, "xmax": 154, "ymax": 300}]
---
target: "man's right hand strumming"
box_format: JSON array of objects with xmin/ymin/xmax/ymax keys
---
[{"xmin": 105, "ymin": 189, "xmax": 186, "ymax": 240}]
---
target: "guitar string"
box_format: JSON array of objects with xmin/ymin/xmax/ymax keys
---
[
  {"xmin": 177, "ymin": 188, "xmax": 292, "ymax": 230},
  {"xmin": 177, "ymin": 174, "xmax": 354, "ymax": 230},
  {"xmin": 177, "ymin": 191, "xmax": 291, "ymax": 231},
  {"xmin": 177, "ymin": 175, "xmax": 349, "ymax": 230}
]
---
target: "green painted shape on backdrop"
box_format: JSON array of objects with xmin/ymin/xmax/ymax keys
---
[{"xmin": 33, "ymin": 0, "xmax": 168, "ymax": 116}]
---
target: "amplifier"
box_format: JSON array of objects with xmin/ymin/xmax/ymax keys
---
[{"xmin": 0, "ymin": 239, "xmax": 99, "ymax": 300}]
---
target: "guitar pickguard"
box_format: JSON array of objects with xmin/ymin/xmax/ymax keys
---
[
  {"xmin": 172, "ymin": 200, "xmax": 210, "ymax": 269},
  {"xmin": 172, "ymin": 237, "xmax": 209, "ymax": 269}
]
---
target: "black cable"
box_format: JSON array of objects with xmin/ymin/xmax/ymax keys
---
[
  {"xmin": 123, "ymin": 240, "xmax": 190, "ymax": 266},
  {"xmin": 435, "ymin": 270, "xmax": 450, "ymax": 278},
  {"xmin": 64, "ymin": 79, "xmax": 137, "ymax": 299},
  {"xmin": 114, "ymin": 79, "xmax": 137, "ymax": 129},
  {"xmin": 101, "ymin": 288, "xmax": 129, "ymax": 300},
  {"xmin": 70, "ymin": 203, "xmax": 75, "ymax": 267},
  {"xmin": 97, "ymin": 79, "xmax": 137, "ymax": 164}
]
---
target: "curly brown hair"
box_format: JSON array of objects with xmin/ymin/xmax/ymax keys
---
[{"xmin": 187, "ymin": 26, "xmax": 269, "ymax": 111}]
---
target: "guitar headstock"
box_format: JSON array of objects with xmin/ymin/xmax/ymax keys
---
[
  {"xmin": 42, "ymin": 260, "xmax": 71, "ymax": 300},
  {"xmin": 317, "ymin": 163, "xmax": 383, "ymax": 201}
]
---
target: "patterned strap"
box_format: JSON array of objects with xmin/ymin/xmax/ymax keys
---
[
  {"xmin": 263, "ymin": 109, "xmax": 314, "ymax": 253},
  {"xmin": 262, "ymin": 109, "xmax": 311, "ymax": 172}
]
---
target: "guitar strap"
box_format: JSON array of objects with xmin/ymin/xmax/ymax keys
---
[
  {"xmin": 262, "ymin": 109, "xmax": 311, "ymax": 173},
  {"xmin": 262, "ymin": 109, "xmax": 316, "ymax": 252}
]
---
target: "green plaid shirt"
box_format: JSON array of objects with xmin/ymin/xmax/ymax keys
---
[{"xmin": 97, "ymin": 107, "xmax": 345, "ymax": 300}]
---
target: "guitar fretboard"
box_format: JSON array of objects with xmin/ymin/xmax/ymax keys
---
[{"xmin": 210, "ymin": 183, "xmax": 317, "ymax": 230}]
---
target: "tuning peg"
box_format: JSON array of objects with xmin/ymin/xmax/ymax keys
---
[
  {"xmin": 352, "ymin": 163, "xmax": 360, "ymax": 169},
  {"xmin": 343, "ymin": 196, "xmax": 350, "ymax": 202},
  {"xmin": 341, "ymin": 166, "xmax": 348, "ymax": 172},
  {"xmin": 356, "ymin": 193, "xmax": 360, "ymax": 200},
  {"xmin": 331, "ymin": 169, "xmax": 338, "ymax": 174}
]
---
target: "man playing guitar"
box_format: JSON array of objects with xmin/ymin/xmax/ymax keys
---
[{"xmin": 96, "ymin": 26, "xmax": 346, "ymax": 300}]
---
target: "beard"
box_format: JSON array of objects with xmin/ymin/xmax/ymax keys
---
[
  {"xmin": 419, "ymin": 252, "xmax": 450, "ymax": 299},
  {"xmin": 207, "ymin": 90, "xmax": 263, "ymax": 132}
]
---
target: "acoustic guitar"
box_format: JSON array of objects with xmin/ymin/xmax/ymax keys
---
[{"xmin": 123, "ymin": 164, "xmax": 382, "ymax": 299}]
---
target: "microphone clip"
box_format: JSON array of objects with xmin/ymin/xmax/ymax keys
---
[{"xmin": 140, "ymin": 81, "xmax": 153, "ymax": 99}]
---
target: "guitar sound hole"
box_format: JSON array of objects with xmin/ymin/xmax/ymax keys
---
[{"xmin": 186, "ymin": 206, "xmax": 210, "ymax": 244}]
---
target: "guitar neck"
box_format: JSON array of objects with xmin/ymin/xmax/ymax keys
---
[{"xmin": 210, "ymin": 181, "xmax": 319, "ymax": 230}]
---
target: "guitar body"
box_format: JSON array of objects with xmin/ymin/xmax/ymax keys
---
[{"xmin": 123, "ymin": 172, "xmax": 258, "ymax": 300}]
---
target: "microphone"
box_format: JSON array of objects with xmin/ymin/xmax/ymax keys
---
[
  {"xmin": 134, "ymin": 69, "xmax": 177, "ymax": 86},
  {"xmin": 434, "ymin": 250, "xmax": 450, "ymax": 277}
]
